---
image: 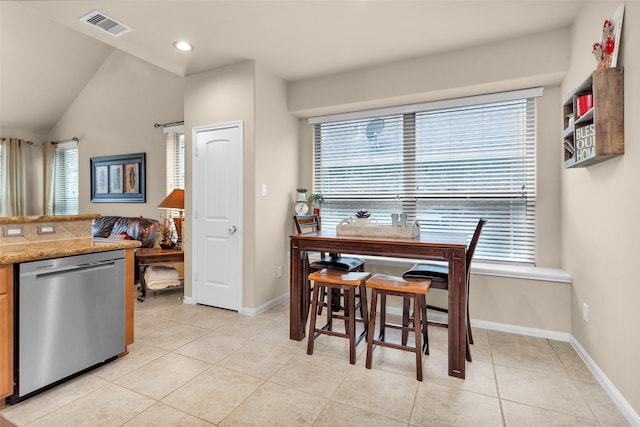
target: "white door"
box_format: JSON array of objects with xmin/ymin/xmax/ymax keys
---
[{"xmin": 192, "ymin": 121, "xmax": 243, "ymax": 310}]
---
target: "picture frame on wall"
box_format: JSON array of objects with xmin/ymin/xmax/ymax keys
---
[{"xmin": 91, "ymin": 153, "xmax": 146, "ymax": 202}]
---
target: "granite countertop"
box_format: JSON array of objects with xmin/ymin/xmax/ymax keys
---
[
  {"xmin": 0, "ymin": 238, "xmax": 141, "ymax": 264},
  {"xmin": 0, "ymin": 214, "xmax": 101, "ymax": 224}
]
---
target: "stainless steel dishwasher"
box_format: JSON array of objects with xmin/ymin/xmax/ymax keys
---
[{"xmin": 12, "ymin": 250, "xmax": 125, "ymax": 400}]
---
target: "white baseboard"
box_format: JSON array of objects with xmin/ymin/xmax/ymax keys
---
[
  {"xmin": 570, "ymin": 337, "xmax": 640, "ymax": 426},
  {"xmin": 182, "ymin": 296, "xmax": 195, "ymax": 305},
  {"xmin": 240, "ymin": 292, "xmax": 289, "ymax": 316}
]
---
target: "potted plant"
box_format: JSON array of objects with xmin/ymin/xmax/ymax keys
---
[
  {"xmin": 296, "ymin": 188, "xmax": 308, "ymax": 201},
  {"xmin": 307, "ymin": 193, "xmax": 325, "ymax": 216},
  {"xmin": 307, "ymin": 193, "xmax": 324, "ymax": 207},
  {"xmin": 354, "ymin": 209, "xmax": 371, "ymax": 226}
]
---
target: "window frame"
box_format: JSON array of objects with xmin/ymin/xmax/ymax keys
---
[{"xmin": 310, "ymin": 88, "xmax": 541, "ymax": 265}]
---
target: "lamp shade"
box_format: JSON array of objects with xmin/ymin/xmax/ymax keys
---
[{"xmin": 158, "ymin": 189, "xmax": 184, "ymax": 210}]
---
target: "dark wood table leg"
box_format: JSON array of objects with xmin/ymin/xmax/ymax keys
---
[
  {"xmin": 448, "ymin": 250, "xmax": 467, "ymax": 379},
  {"xmin": 137, "ymin": 265, "xmax": 147, "ymax": 302},
  {"xmin": 290, "ymin": 240, "xmax": 305, "ymax": 340}
]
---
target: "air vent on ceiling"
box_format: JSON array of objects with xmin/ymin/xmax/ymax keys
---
[{"xmin": 79, "ymin": 10, "xmax": 132, "ymax": 37}]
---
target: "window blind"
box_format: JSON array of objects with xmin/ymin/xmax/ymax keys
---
[
  {"xmin": 53, "ymin": 142, "xmax": 78, "ymax": 215},
  {"xmin": 313, "ymin": 94, "xmax": 537, "ymax": 264},
  {"xmin": 165, "ymin": 130, "xmax": 185, "ymax": 220}
]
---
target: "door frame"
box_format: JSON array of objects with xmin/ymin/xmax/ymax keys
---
[{"xmin": 191, "ymin": 120, "xmax": 244, "ymax": 310}]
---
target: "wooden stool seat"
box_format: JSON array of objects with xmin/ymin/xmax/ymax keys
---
[
  {"xmin": 365, "ymin": 274, "xmax": 431, "ymax": 381},
  {"xmin": 307, "ymin": 269, "xmax": 371, "ymax": 364}
]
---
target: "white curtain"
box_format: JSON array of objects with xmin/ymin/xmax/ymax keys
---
[
  {"xmin": 0, "ymin": 137, "xmax": 27, "ymax": 216},
  {"xmin": 42, "ymin": 141, "xmax": 56, "ymax": 215}
]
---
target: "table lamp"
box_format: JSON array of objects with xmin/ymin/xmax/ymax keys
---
[{"xmin": 158, "ymin": 189, "xmax": 184, "ymax": 249}]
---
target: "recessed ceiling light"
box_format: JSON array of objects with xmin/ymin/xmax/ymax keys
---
[{"xmin": 173, "ymin": 41, "xmax": 193, "ymax": 52}]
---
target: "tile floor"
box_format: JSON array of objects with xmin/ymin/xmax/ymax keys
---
[{"xmin": 0, "ymin": 288, "xmax": 630, "ymax": 426}]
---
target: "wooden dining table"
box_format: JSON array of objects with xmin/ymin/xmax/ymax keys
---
[{"xmin": 289, "ymin": 229, "xmax": 470, "ymax": 379}]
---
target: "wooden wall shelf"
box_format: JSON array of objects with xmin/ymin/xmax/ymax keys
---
[{"xmin": 562, "ymin": 67, "xmax": 624, "ymax": 168}]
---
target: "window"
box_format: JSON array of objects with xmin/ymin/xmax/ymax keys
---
[
  {"xmin": 165, "ymin": 127, "xmax": 185, "ymax": 216},
  {"xmin": 53, "ymin": 142, "xmax": 78, "ymax": 215},
  {"xmin": 311, "ymin": 89, "xmax": 540, "ymax": 264}
]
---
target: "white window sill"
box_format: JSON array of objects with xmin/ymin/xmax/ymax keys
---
[{"xmin": 352, "ymin": 255, "xmax": 572, "ymax": 284}]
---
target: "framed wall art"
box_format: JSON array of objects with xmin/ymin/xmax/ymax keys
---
[{"xmin": 91, "ymin": 152, "xmax": 146, "ymax": 202}]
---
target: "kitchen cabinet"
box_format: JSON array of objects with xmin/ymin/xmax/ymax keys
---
[
  {"xmin": 562, "ymin": 67, "xmax": 624, "ymax": 168},
  {"xmin": 0, "ymin": 264, "xmax": 13, "ymax": 403}
]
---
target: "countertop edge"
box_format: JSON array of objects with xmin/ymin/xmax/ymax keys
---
[{"xmin": 0, "ymin": 239, "xmax": 142, "ymax": 264}]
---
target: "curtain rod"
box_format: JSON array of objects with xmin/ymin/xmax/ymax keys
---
[
  {"xmin": 52, "ymin": 137, "xmax": 79, "ymax": 144},
  {"xmin": 154, "ymin": 120, "xmax": 184, "ymax": 128},
  {"xmin": 0, "ymin": 138, "xmax": 34, "ymax": 145}
]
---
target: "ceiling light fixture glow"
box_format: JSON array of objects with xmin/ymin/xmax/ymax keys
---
[{"xmin": 173, "ymin": 41, "xmax": 193, "ymax": 52}]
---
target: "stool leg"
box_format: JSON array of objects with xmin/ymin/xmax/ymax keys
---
[
  {"xmin": 421, "ymin": 294, "xmax": 429, "ymax": 355},
  {"xmin": 366, "ymin": 288, "xmax": 378, "ymax": 370},
  {"xmin": 347, "ymin": 288, "xmax": 357, "ymax": 364},
  {"xmin": 413, "ymin": 294, "xmax": 423, "ymax": 381},
  {"xmin": 359, "ymin": 282, "xmax": 369, "ymax": 341},
  {"xmin": 401, "ymin": 297, "xmax": 411, "ymax": 346},
  {"xmin": 307, "ymin": 283, "xmax": 321, "ymax": 356},
  {"xmin": 379, "ymin": 293, "xmax": 386, "ymax": 342}
]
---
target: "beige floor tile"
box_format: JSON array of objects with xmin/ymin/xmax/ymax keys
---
[
  {"xmin": 491, "ymin": 339, "xmax": 567, "ymax": 376},
  {"xmin": 574, "ymin": 379, "xmax": 631, "ymax": 426},
  {"xmin": 549, "ymin": 341, "xmax": 597, "ymax": 383},
  {"xmin": 135, "ymin": 322, "xmax": 209, "ymax": 351},
  {"xmin": 487, "ymin": 330, "xmax": 552, "ymax": 348},
  {"xmin": 93, "ymin": 343, "xmax": 168, "ymax": 382},
  {"xmin": 357, "ymin": 340, "xmax": 425, "ymax": 380},
  {"xmin": 115, "ymin": 352, "xmax": 211, "ymax": 400},
  {"xmin": 495, "ymin": 365, "xmax": 595, "ymax": 420},
  {"xmin": 151, "ymin": 303, "xmax": 241, "ymax": 331},
  {"xmin": 216, "ymin": 313, "xmax": 283, "ymax": 339},
  {"xmin": 162, "ymin": 365, "xmax": 263, "ymax": 425},
  {"xmin": 332, "ymin": 366, "xmax": 418, "ymax": 422},
  {"xmin": 502, "ymin": 400, "xmax": 599, "ymax": 426},
  {"xmin": 252, "ymin": 319, "xmax": 310, "ymax": 350},
  {"xmin": 122, "ymin": 402, "xmax": 214, "ymax": 426},
  {"xmin": 270, "ymin": 353, "xmax": 353, "ymax": 398},
  {"xmin": 134, "ymin": 313, "xmax": 178, "ymax": 338},
  {"xmin": 173, "ymin": 330, "xmax": 248, "ymax": 364},
  {"xmin": 220, "ymin": 381, "xmax": 327, "ymax": 426},
  {"xmin": 312, "ymin": 400, "xmax": 406, "ymax": 427},
  {"xmin": 422, "ymin": 346, "xmax": 498, "ymax": 397},
  {"xmin": 26, "ymin": 383, "xmax": 155, "ymax": 427},
  {"xmin": 217, "ymin": 340, "xmax": 296, "ymax": 379},
  {"xmin": 411, "ymin": 381, "xmax": 503, "ymax": 426},
  {"xmin": 0, "ymin": 374, "xmax": 108, "ymax": 426}
]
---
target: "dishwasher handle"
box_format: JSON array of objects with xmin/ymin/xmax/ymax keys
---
[{"xmin": 24, "ymin": 260, "xmax": 120, "ymax": 279}]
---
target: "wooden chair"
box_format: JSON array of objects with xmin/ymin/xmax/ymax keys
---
[
  {"xmin": 365, "ymin": 274, "xmax": 431, "ymax": 381},
  {"xmin": 294, "ymin": 215, "xmax": 365, "ymax": 314},
  {"xmin": 307, "ymin": 269, "xmax": 371, "ymax": 364},
  {"xmin": 402, "ymin": 219, "xmax": 486, "ymax": 362}
]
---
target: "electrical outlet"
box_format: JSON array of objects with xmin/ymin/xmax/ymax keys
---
[
  {"xmin": 583, "ymin": 303, "xmax": 589, "ymax": 323},
  {"xmin": 277, "ymin": 265, "xmax": 282, "ymax": 278}
]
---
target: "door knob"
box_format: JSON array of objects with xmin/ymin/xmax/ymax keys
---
[{"xmin": 229, "ymin": 226, "xmax": 237, "ymax": 233}]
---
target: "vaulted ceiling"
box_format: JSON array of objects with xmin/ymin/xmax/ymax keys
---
[{"xmin": 1, "ymin": 1, "xmax": 583, "ymax": 136}]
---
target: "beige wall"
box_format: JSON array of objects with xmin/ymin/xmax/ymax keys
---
[
  {"xmin": 562, "ymin": 2, "xmax": 640, "ymax": 415},
  {"xmin": 48, "ymin": 49, "xmax": 184, "ymax": 220},
  {"xmin": 253, "ymin": 63, "xmax": 299, "ymax": 308},
  {"xmin": 184, "ymin": 60, "xmax": 298, "ymax": 311},
  {"xmin": 184, "ymin": 60, "xmax": 255, "ymax": 301}
]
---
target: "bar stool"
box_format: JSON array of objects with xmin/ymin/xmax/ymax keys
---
[
  {"xmin": 307, "ymin": 269, "xmax": 371, "ymax": 364},
  {"xmin": 365, "ymin": 274, "xmax": 431, "ymax": 381}
]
